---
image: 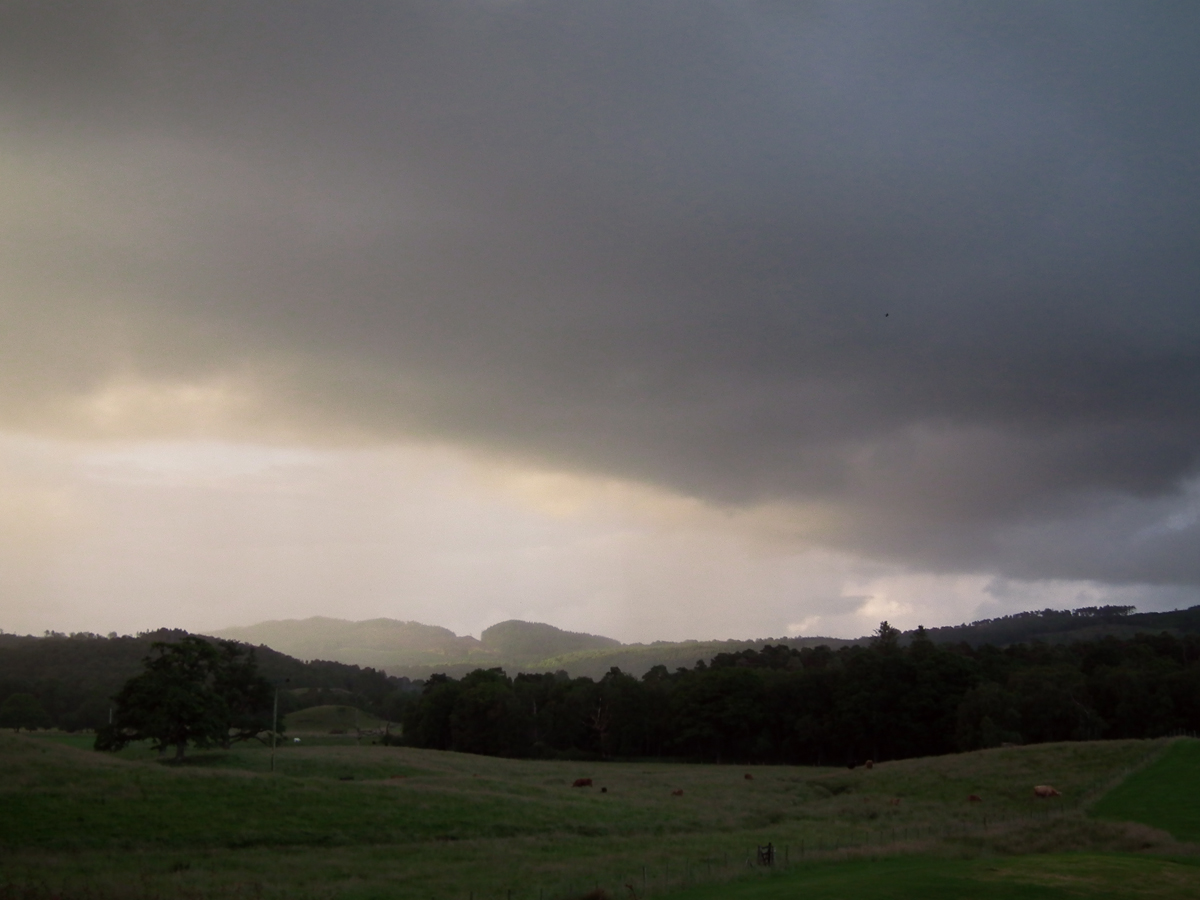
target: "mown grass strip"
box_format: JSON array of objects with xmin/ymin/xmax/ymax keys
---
[
  {"xmin": 661, "ymin": 853, "xmax": 1200, "ymax": 900},
  {"xmin": 1092, "ymin": 738, "xmax": 1200, "ymax": 841}
]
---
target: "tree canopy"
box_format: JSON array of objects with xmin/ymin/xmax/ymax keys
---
[
  {"xmin": 400, "ymin": 627, "xmax": 1200, "ymax": 765},
  {"xmin": 95, "ymin": 636, "xmax": 276, "ymax": 760},
  {"xmin": 0, "ymin": 692, "xmax": 51, "ymax": 732}
]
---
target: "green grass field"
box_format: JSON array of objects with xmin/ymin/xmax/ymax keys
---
[
  {"xmin": 0, "ymin": 733, "xmax": 1193, "ymax": 899},
  {"xmin": 1092, "ymin": 738, "xmax": 1200, "ymax": 841}
]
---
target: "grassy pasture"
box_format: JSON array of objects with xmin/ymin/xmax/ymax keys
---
[
  {"xmin": 0, "ymin": 733, "xmax": 1190, "ymax": 899},
  {"xmin": 1092, "ymin": 738, "xmax": 1200, "ymax": 841}
]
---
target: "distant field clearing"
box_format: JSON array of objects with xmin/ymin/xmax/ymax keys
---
[{"xmin": 283, "ymin": 704, "xmax": 390, "ymax": 734}]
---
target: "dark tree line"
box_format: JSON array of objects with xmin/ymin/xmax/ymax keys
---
[{"xmin": 400, "ymin": 625, "xmax": 1200, "ymax": 764}]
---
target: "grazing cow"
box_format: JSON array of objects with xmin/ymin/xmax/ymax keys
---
[
  {"xmin": 1033, "ymin": 785, "xmax": 1061, "ymax": 798},
  {"xmin": 745, "ymin": 773, "xmax": 754, "ymax": 780},
  {"xmin": 671, "ymin": 789, "xmax": 684, "ymax": 796},
  {"xmin": 865, "ymin": 760, "xmax": 874, "ymax": 769},
  {"xmin": 968, "ymin": 794, "xmax": 982, "ymax": 802},
  {"xmin": 572, "ymin": 778, "xmax": 593, "ymax": 788}
]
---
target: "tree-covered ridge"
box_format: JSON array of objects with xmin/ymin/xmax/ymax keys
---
[
  {"xmin": 401, "ymin": 626, "xmax": 1200, "ymax": 765},
  {"xmin": 0, "ymin": 629, "xmax": 416, "ymax": 732},
  {"xmin": 917, "ymin": 604, "xmax": 1200, "ymax": 648}
]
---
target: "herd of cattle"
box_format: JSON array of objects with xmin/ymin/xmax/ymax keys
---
[{"xmin": 568, "ymin": 774, "xmax": 1061, "ymax": 801}]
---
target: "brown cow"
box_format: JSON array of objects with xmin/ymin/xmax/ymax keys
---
[
  {"xmin": 572, "ymin": 778, "xmax": 593, "ymax": 788},
  {"xmin": 671, "ymin": 789, "xmax": 684, "ymax": 796},
  {"xmin": 745, "ymin": 773, "xmax": 754, "ymax": 780},
  {"xmin": 968, "ymin": 794, "xmax": 982, "ymax": 802},
  {"xmin": 1033, "ymin": 785, "xmax": 1061, "ymax": 798},
  {"xmin": 865, "ymin": 760, "xmax": 874, "ymax": 769}
]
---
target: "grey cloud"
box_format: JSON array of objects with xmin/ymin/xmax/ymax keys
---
[{"xmin": 2, "ymin": 1, "xmax": 1199, "ymax": 589}]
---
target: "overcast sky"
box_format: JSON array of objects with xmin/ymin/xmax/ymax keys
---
[{"xmin": 2, "ymin": 1, "xmax": 1198, "ymax": 641}]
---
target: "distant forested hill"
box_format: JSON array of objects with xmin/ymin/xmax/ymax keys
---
[
  {"xmin": 914, "ymin": 605, "xmax": 1200, "ymax": 648},
  {"xmin": 212, "ymin": 616, "xmax": 857, "ymax": 680},
  {"xmin": 213, "ymin": 617, "xmax": 628, "ymax": 673},
  {"xmin": 213, "ymin": 617, "xmax": 488, "ymax": 670},
  {"xmin": 504, "ymin": 635, "xmax": 860, "ymax": 681},
  {"xmin": 213, "ymin": 607, "xmax": 1200, "ymax": 681}
]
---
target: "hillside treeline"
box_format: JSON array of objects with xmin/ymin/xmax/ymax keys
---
[
  {"xmin": 918, "ymin": 604, "xmax": 1200, "ymax": 648},
  {"xmin": 401, "ymin": 625, "xmax": 1200, "ymax": 764},
  {"xmin": 0, "ymin": 630, "xmax": 417, "ymax": 731}
]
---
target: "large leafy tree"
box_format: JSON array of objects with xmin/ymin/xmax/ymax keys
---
[{"xmin": 95, "ymin": 636, "xmax": 276, "ymax": 760}]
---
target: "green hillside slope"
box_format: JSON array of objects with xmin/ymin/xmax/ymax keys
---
[{"xmin": 0, "ymin": 733, "xmax": 1183, "ymax": 900}]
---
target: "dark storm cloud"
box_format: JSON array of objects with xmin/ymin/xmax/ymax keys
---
[{"xmin": 2, "ymin": 1, "xmax": 1199, "ymax": 585}]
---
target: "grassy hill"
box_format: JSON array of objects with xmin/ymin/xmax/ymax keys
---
[
  {"xmin": 1, "ymin": 729, "xmax": 1194, "ymax": 899},
  {"xmin": 674, "ymin": 739, "xmax": 1200, "ymax": 900}
]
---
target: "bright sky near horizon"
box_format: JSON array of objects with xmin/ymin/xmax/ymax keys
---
[{"xmin": 2, "ymin": 2, "xmax": 1199, "ymax": 641}]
